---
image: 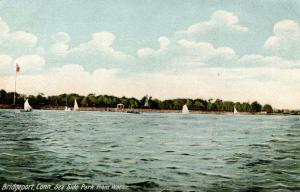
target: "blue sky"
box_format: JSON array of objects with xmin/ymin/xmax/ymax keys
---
[
  {"xmin": 2, "ymin": 0, "xmax": 300, "ymax": 55},
  {"xmin": 1, "ymin": 0, "xmax": 300, "ymax": 108}
]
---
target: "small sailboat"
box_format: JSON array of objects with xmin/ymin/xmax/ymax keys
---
[
  {"xmin": 182, "ymin": 104, "xmax": 189, "ymax": 114},
  {"xmin": 233, "ymin": 106, "xmax": 239, "ymax": 115},
  {"xmin": 144, "ymin": 95, "xmax": 149, "ymax": 107},
  {"xmin": 127, "ymin": 109, "xmax": 140, "ymax": 114},
  {"xmin": 64, "ymin": 95, "xmax": 71, "ymax": 111},
  {"xmin": 20, "ymin": 99, "xmax": 32, "ymax": 112},
  {"xmin": 64, "ymin": 106, "xmax": 71, "ymax": 111},
  {"xmin": 127, "ymin": 105, "xmax": 141, "ymax": 114},
  {"xmin": 73, "ymin": 99, "xmax": 79, "ymax": 111}
]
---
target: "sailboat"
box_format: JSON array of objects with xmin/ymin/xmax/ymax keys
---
[
  {"xmin": 233, "ymin": 106, "xmax": 239, "ymax": 115},
  {"xmin": 64, "ymin": 96, "xmax": 71, "ymax": 111},
  {"xmin": 126, "ymin": 106, "xmax": 140, "ymax": 114},
  {"xmin": 20, "ymin": 99, "xmax": 32, "ymax": 112},
  {"xmin": 73, "ymin": 99, "xmax": 79, "ymax": 111},
  {"xmin": 64, "ymin": 106, "xmax": 71, "ymax": 111},
  {"xmin": 144, "ymin": 95, "xmax": 149, "ymax": 107},
  {"xmin": 182, "ymin": 104, "xmax": 189, "ymax": 114}
]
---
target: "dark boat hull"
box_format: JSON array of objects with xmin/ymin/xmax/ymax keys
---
[
  {"xmin": 126, "ymin": 110, "xmax": 140, "ymax": 114},
  {"xmin": 20, "ymin": 109, "xmax": 32, "ymax": 112}
]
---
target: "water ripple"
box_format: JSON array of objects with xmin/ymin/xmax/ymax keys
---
[{"xmin": 0, "ymin": 110, "xmax": 300, "ymax": 191}]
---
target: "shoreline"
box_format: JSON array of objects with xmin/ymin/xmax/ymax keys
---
[{"xmin": 0, "ymin": 104, "xmax": 280, "ymax": 115}]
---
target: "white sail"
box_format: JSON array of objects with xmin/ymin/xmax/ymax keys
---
[
  {"xmin": 73, "ymin": 99, "xmax": 79, "ymax": 111},
  {"xmin": 182, "ymin": 104, "xmax": 189, "ymax": 114},
  {"xmin": 144, "ymin": 95, "xmax": 149, "ymax": 107},
  {"xmin": 24, "ymin": 99, "xmax": 32, "ymax": 112},
  {"xmin": 64, "ymin": 96, "xmax": 71, "ymax": 111},
  {"xmin": 234, "ymin": 106, "xmax": 239, "ymax": 115},
  {"xmin": 64, "ymin": 106, "xmax": 71, "ymax": 111}
]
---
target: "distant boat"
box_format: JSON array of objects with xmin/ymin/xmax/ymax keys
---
[
  {"xmin": 64, "ymin": 95, "xmax": 71, "ymax": 111},
  {"xmin": 127, "ymin": 106, "xmax": 141, "ymax": 114},
  {"xmin": 182, "ymin": 104, "xmax": 189, "ymax": 114},
  {"xmin": 20, "ymin": 99, "xmax": 32, "ymax": 112},
  {"xmin": 234, "ymin": 106, "xmax": 239, "ymax": 115},
  {"xmin": 64, "ymin": 106, "xmax": 71, "ymax": 111},
  {"xmin": 73, "ymin": 99, "xmax": 79, "ymax": 111},
  {"xmin": 144, "ymin": 95, "xmax": 149, "ymax": 107},
  {"xmin": 127, "ymin": 110, "xmax": 140, "ymax": 114}
]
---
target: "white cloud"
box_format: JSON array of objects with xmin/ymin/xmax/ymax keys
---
[
  {"xmin": 237, "ymin": 54, "xmax": 300, "ymax": 68},
  {"xmin": 137, "ymin": 48, "xmax": 155, "ymax": 58},
  {"xmin": 159, "ymin": 37, "xmax": 170, "ymax": 50},
  {"xmin": 92, "ymin": 32, "xmax": 115, "ymax": 48},
  {"xmin": 7, "ymin": 31, "xmax": 38, "ymax": 47},
  {"xmin": 176, "ymin": 10, "xmax": 248, "ymax": 37},
  {"xmin": 14, "ymin": 55, "xmax": 45, "ymax": 73},
  {"xmin": 0, "ymin": 64, "xmax": 138, "ymax": 96},
  {"xmin": 50, "ymin": 32, "xmax": 70, "ymax": 55},
  {"xmin": 137, "ymin": 36, "xmax": 170, "ymax": 58},
  {"xmin": 133, "ymin": 11, "xmax": 250, "ymax": 70},
  {"xmin": 177, "ymin": 39, "xmax": 236, "ymax": 62},
  {"xmin": 0, "ymin": 54, "xmax": 12, "ymax": 71},
  {"xmin": 136, "ymin": 35, "xmax": 300, "ymax": 70},
  {"xmin": 50, "ymin": 43, "xmax": 69, "ymax": 56},
  {"xmin": 136, "ymin": 38, "xmax": 240, "ymax": 70},
  {"xmin": 1, "ymin": 64, "xmax": 300, "ymax": 109},
  {"xmin": 48, "ymin": 32, "xmax": 136, "ymax": 71},
  {"xmin": 264, "ymin": 20, "xmax": 300, "ymax": 58},
  {"xmin": 0, "ymin": 17, "xmax": 38, "ymax": 47},
  {"xmin": 0, "ymin": 17, "xmax": 9, "ymax": 35},
  {"xmin": 53, "ymin": 32, "xmax": 70, "ymax": 43},
  {"xmin": 50, "ymin": 31, "xmax": 132, "ymax": 61},
  {"xmin": 0, "ymin": 54, "xmax": 46, "ymax": 74}
]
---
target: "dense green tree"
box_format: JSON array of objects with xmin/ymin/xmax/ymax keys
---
[
  {"xmin": 235, "ymin": 102, "xmax": 242, "ymax": 111},
  {"xmin": 161, "ymin": 100, "xmax": 173, "ymax": 110},
  {"xmin": 222, "ymin": 101, "xmax": 234, "ymax": 111},
  {"xmin": 80, "ymin": 97, "xmax": 88, "ymax": 107},
  {"xmin": 193, "ymin": 99, "xmax": 208, "ymax": 110},
  {"xmin": 0, "ymin": 89, "xmax": 275, "ymax": 112},
  {"xmin": 194, "ymin": 100, "xmax": 203, "ymax": 109},
  {"xmin": 86, "ymin": 94, "xmax": 97, "ymax": 106},
  {"xmin": 172, "ymin": 99, "xmax": 183, "ymax": 110},
  {"xmin": 262, "ymin": 104, "xmax": 273, "ymax": 113},
  {"xmin": 149, "ymin": 99, "xmax": 161, "ymax": 109},
  {"xmin": 207, "ymin": 100, "xmax": 217, "ymax": 111},
  {"xmin": 128, "ymin": 98, "xmax": 140, "ymax": 108},
  {"xmin": 251, "ymin": 101, "xmax": 262, "ymax": 112},
  {"xmin": 0, "ymin": 89, "xmax": 7, "ymax": 104},
  {"xmin": 185, "ymin": 99, "xmax": 192, "ymax": 107}
]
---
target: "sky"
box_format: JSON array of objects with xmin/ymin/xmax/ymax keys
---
[{"xmin": 1, "ymin": 0, "xmax": 300, "ymax": 109}]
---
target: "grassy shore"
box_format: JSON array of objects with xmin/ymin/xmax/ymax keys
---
[{"xmin": 0, "ymin": 104, "xmax": 277, "ymax": 115}]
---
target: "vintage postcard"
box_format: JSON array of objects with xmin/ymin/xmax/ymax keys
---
[{"xmin": 0, "ymin": 0, "xmax": 299, "ymax": 191}]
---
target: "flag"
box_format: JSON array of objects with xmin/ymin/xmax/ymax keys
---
[{"xmin": 16, "ymin": 64, "xmax": 20, "ymax": 73}]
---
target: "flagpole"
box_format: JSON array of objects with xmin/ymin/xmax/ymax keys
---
[{"xmin": 13, "ymin": 66, "xmax": 17, "ymax": 105}]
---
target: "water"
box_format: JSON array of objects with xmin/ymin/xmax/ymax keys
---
[{"xmin": 0, "ymin": 109, "xmax": 300, "ymax": 191}]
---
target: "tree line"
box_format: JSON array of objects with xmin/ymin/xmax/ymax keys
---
[{"xmin": 0, "ymin": 89, "xmax": 274, "ymax": 113}]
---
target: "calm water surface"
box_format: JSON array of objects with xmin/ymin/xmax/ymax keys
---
[{"xmin": 0, "ymin": 109, "xmax": 300, "ymax": 191}]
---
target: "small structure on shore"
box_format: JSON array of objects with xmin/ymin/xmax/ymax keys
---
[{"xmin": 116, "ymin": 103, "xmax": 124, "ymax": 110}]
